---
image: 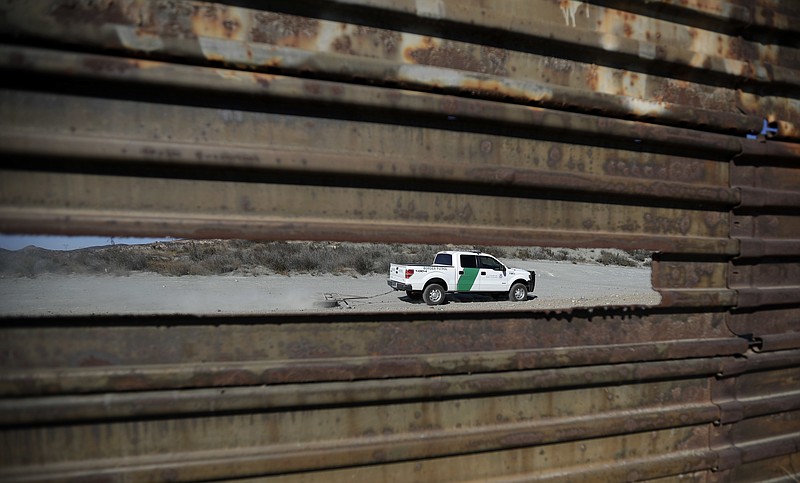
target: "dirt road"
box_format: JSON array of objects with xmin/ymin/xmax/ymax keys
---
[{"xmin": 0, "ymin": 260, "xmax": 659, "ymax": 316}]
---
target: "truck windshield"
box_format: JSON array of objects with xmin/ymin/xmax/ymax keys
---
[{"xmin": 433, "ymin": 253, "xmax": 452, "ymax": 265}]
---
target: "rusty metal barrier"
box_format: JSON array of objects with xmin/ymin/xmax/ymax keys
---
[{"xmin": 0, "ymin": 1, "xmax": 798, "ymax": 481}]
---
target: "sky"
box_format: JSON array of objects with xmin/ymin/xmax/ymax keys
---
[{"xmin": 0, "ymin": 234, "xmax": 175, "ymax": 251}]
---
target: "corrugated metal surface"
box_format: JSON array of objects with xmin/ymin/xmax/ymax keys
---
[{"xmin": 0, "ymin": 0, "xmax": 798, "ymax": 481}]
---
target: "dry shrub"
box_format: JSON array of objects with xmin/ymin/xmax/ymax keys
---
[
  {"xmin": 199, "ymin": 252, "xmax": 239, "ymax": 274},
  {"xmin": 597, "ymin": 250, "xmax": 638, "ymax": 267},
  {"xmin": 143, "ymin": 258, "xmax": 190, "ymax": 276}
]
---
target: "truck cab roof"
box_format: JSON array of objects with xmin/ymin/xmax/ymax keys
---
[
  {"xmin": 433, "ymin": 250, "xmax": 505, "ymax": 267},
  {"xmin": 437, "ymin": 250, "xmax": 490, "ymax": 256}
]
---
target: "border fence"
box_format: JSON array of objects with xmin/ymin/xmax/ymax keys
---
[{"xmin": 1, "ymin": 1, "xmax": 798, "ymax": 480}]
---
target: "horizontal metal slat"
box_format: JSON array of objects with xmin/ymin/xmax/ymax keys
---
[
  {"xmin": 737, "ymin": 186, "xmax": 800, "ymax": 210},
  {"xmin": 732, "ymin": 214, "xmax": 800, "ymax": 240},
  {"xmin": 737, "ymin": 138, "xmax": 800, "ymax": 163},
  {"xmin": 0, "ymin": 410, "xmax": 716, "ymax": 480},
  {"xmin": 714, "ymin": 364, "xmax": 800, "ymax": 424},
  {"xmin": 0, "ymin": 368, "xmax": 721, "ymax": 428},
  {"xmin": 0, "ymin": 87, "xmax": 733, "ymax": 184},
  {"xmin": 717, "ymin": 391, "xmax": 800, "ymax": 424},
  {"xmin": 0, "ymin": 170, "xmax": 736, "ymax": 254},
  {"xmin": 0, "ymin": 130, "xmax": 740, "ymax": 206},
  {"xmin": 736, "ymin": 288, "xmax": 800, "ymax": 309},
  {"xmin": 738, "ymin": 238, "xmax": 800, "ymax": 258},
  {"xmin": 713, "ymin": 429, "xmax": 800, "ymax": 474},
  {"xmin": 720, "ymin": 453, "xmax": 800, "ymax": 482},
  {"xmin": 596, "ymin": 0, "xmax": 800, "ymax": 40},
  {"xmin": 0, "ymin": 45, "xmax": 748, "ymax": 158},
  {"xmin": 729, "ymin": 307, "xmax": 800, "ymax": 341},
  {"xmin": 0, "ymin": 358, "xmax": 731, "ymax": 416},
  {"xmin": 730, "ymin": 262, "xmax": 800, "ymax": 289},
  {"xmin": 754, "ymin": 333, "xmax": 800, "ymax": 353},
  {"xmin": 733, "ymin": 162, "xmax": 800, "ymax": 192},
  {"xmin": 0, "ymin": 371, "xmax": 717, "ymax": 479},
  {"xmin": 287, "ymin": 0, "xmax": 800, "ymax": 84},
  {"xmin": 2, "ymin": 3, "xmax": 773, "ymax": 137},
  {"xmin": 0, "ymin": 312, "xmax": 736, "ymax": 365},
  {"xmin": 653, "ymin": 289, "xmax": 737, "ymax": 308},
  {"xmin": 0, "ymin": 428, "xmax": 718, "ymax": 483},
  {"xmin": 474, "ymin": 450, "xmax": 716, "ymax": 483},
  {"xmin": 651, "ymin": 260, "xmax": 729, "ymax": 290},
  {"xmin": 724, "ymin": 430, "xmax": 800, "ymax": 463},
  {"xmin": 0, "ymin": 338, "xmax": 748, "ymax": 397},
  {"xmin": 6, "ymin": 0, "xmax": 797, "ymax": 80},
  {"xmin": 193, "ymin": 40, "xmax": 766, "ymax": 137},
  {"xmin": 733, "ymin": 349, "xmax": 800, "ymax": 375}
]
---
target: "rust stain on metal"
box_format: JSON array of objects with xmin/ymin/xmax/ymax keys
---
[
  {"xmin": 331, "ymin": 34, "xmax": 354, "ymax": 55},
  {"xmin": 354, "ymin": 24, "xmax": 402, "ymax": 57},
  {"xmin": 80, "ymin": 56, "xmax": 137, "ymax": 75},
  {"xmin": 251, "ymin": 11, "xmax": 319, "ymax": 47},
  {"xmin": 405, "ymin": 41, "xmax": 509, "ymax": 77},
  {"xmin": 652, "ymin": 261, "xmax": 727, "ymax": 290},
  {"xmin": 3, "ymin": 3, "xmax": 790, "ymax": 137},
  {"xmin": 643, "ymin": 212, "xmax": 693, "ymax": 236},
  {"xmin": 51, "ymin": 0, "xmax": 130, "ymax": 25},
  {"xmin": 191, "ymin": 4, "xmax": 245, "ymax": 40}
]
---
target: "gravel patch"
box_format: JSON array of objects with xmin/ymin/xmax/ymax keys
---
[{"xmin": 0, "ymin": 260, "xmax": 659, "ymax": 316}]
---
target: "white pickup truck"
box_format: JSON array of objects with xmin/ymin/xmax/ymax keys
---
[{"xmin": 388, "ymin": 250, "xmax": 535, "ymax": 305}]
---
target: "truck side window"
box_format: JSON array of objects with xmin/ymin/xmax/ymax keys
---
[
  {"xmin": 460, "ymin": 255, "xmax": 478, "ymax": 268},
  {"xmin": 478, "ymin": 256, "xmax": 504, "ymax": 271},
  {"xmin": 434, "ymin": 253, "xmax": 453, "ymax": 265}
]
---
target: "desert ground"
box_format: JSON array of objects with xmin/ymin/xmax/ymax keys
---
[{"xmin": 0, "ymin": 259, "xmax": 659, "ymax": 316}]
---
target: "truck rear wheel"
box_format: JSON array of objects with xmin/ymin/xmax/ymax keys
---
[
  {"xmin": 406, "ymin": 290, "xmax": 422, "ymax": 300},
  {"xmin": 423, "ymin": 284, "xmax": 446, "ymax": 306},
  {"xmin": 509, "ymin": 282, "xmax": 528, "ymax": 302}
]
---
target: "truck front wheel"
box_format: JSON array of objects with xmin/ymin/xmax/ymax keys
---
[
  {"xmin": 509, "ymin": 282, "xmax": 528, "ymax": 302},
  {"xmin": 423, "ymin": 284, "xmax": 446, "ymax": 306}
]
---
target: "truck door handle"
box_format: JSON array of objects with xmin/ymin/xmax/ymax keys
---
[
  {"xmin": 481, "ymin": 271, "xmax": 486, "ymax": 275},
  {"xmin": 458, "ymin": 270, "xmax": 464, "ymax": 275}
]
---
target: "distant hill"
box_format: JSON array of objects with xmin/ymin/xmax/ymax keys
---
[{"xmin": 0, "ymin": 240, "xmax": 650, "ymax": 277}]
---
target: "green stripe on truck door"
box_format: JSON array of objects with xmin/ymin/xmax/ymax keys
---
[{"xmin": 457, "ymin": 268, "xmax": 479, "ymax": 291}]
